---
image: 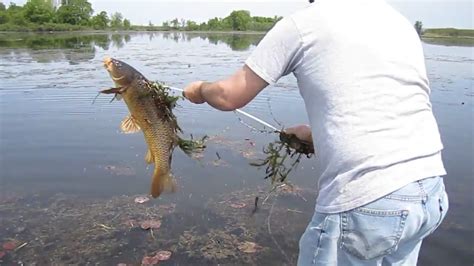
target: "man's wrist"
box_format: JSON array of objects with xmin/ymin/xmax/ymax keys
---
[{"xmin": 199, "ymin": 81, "xmax": 214, "ymax": 102}]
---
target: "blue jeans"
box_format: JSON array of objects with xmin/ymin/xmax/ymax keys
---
[{"xmin": 298, "ymin": 176, "xmax": 448, "ymax": 266}]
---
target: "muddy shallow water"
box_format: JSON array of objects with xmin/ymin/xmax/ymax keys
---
[{"xmin": 0, "ymin": 32, "xmax": 472, "ymax": 265}]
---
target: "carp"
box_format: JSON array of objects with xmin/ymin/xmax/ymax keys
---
[{"xmin": 102, "ymin": 57, "xmax": 187, "ymax": 198}]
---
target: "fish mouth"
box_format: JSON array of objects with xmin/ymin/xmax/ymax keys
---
[
  {"xmin": 103, "ymin": 57, "xmax": 126, "ymax": 82},
  {"xmin": 103, "ymin": 57, "xmax": 114, "ymax": 72}
]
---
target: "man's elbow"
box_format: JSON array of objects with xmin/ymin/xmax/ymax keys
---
[{"xmin": 212, "ymin": 84, "xmax": 245, "ymax": 111}]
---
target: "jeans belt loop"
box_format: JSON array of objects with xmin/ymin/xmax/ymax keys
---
[{"xmin": 417, "ymin": 180, "xmax": 428, "ymax": 204}]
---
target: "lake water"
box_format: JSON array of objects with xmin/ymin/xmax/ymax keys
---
[{"xmin": 0, "ymin": 32, "xmax": 472, "ymax": 265}]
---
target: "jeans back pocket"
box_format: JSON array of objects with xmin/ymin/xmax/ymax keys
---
[{"xmin": 340, "ymin": 208, "xmax": 409, "ymax": 260}]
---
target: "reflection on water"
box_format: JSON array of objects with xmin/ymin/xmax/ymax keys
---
[
  {"xmin": 0, "ymin": 33, "xmax": 132, "ymax": 50},
  {"xmin": 160, "ymin": 32, "xmax": 263, "ymax": 51},
  {"xmin": 0, "ymin": 32, "xmax": 472, "ymax": 265},
  {"xmin": 0, "ymin": 32, "xmax": 262, "ymax": 65},
  {"xmin": 0, "ymin": 33, "xmax": 133, "ymax": 64}
]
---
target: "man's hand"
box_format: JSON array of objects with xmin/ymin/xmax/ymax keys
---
[
  {"xmin": 284, "ymin": 124, "xmax": 313, "ymax": 143},
  {"xmin": 280, "ymin": 124, "xmax": 315, "ymax": 155},
  {"xmin": 183, "ymin": 81, "xmax": 205, "ymax": 104}
]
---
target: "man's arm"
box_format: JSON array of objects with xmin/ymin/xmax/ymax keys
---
[
  {"xmin": 184, "ymin": 17, "xmax": 302, "ymax": 110},
  {"xmin": 183, "ymin": 65, "xmax": 268, "ymax": 111}
]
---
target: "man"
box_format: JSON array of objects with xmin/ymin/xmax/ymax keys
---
[{"xmin": 184, "ymin": 0, "xmax": 448, "ymax": 265}]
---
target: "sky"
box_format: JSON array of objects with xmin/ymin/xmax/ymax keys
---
[{"xmin": 3, "ymin": 0, "xmax": 473, "ymax": 29}]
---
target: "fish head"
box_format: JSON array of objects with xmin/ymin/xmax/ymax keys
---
[{"xmin": 103, "ymin": 57, "xmax": 139, "ymax": 87}]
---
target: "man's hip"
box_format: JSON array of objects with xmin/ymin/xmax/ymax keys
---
[{"xmin": 298, "ymin": 176, "xmax": 448, "ymax": 265}]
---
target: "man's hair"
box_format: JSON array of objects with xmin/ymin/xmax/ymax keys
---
[{"xmin": 309, "ymin": 0, "xmax": 314, "ymax": 3}]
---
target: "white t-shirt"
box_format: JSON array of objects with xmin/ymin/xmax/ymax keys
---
[{"xmin": 246, "ymin": 0, "xmax": 446, "ymax": 213}]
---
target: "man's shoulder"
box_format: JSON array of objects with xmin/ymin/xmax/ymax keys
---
[
  {"xmin": 284, "ymin": 4, "xmax": 324, "ymax": 31},
  {"xmin": 287, "ymin": 4, "xmax": 317, "ymax": 21}
]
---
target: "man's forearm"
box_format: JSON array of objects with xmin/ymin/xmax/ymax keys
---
[
  {"xmin": 200, "ymin": 81, "xmax": 237, "ymax": 111},
  {"xmin": 183, "ymin": 65, "xmax": 268, "ymax": 111}
]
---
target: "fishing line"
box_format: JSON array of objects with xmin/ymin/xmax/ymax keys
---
[
  {"xmin": 234, "ymin": 112, "xmax": 278, "ymax": 134},
  {"xmin": 166, "ymin": 86, "xmax": 281, "ymax": 134},
  {"xmin": 266, "ymin": 97, "xmax": 283, "ymax": 129}
]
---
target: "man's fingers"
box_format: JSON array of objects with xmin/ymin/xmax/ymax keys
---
[
  {"xmin": 283, "ymin": 124, "xmax": 312, "ymax": 143},
  {"xmin": 183, "ymin": 80, "xmax": 205, "ymax": 104}
]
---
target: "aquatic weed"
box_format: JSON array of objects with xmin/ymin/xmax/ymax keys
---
[{"xmin": 251, "ymin": 132, "xmax": 314, "ymax": 185}]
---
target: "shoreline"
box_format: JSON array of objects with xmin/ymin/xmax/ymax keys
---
[
  {"xmin": 1, "ymin": 29, "xmax": 473, "ymax": 47},
  {"xmin": 0, "ymin": 29, "xmax": 267, "ymax": 35},
  {"xmin": 1, "ymin": 27, "xmax": 472, "ymax": 35}
]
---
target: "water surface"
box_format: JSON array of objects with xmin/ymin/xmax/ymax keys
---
[{"xmin": 0, "ymin": 32, "xmax": 472, "ymax": 265}]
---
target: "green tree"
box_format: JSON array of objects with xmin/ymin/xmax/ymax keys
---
[
  {"xmin": 110, "ymin": 12, "xmax": 123, "ymax": 28},
  {"xmin": 170, "ymin": 18, "xmax": 179, "ymax": 29},
  {"xmin": 24, "ymin": 0, "xmax": 54, "ymax": 24},
  {"xmin": 414, "ymin": 21, "xmax": 423, "ymax": 38},
  {"xmin": 123, "ymin": 18, "xmax": 131, "ymax": 29},
  {"xmin": 5, "ymin": 3, "xmax": 26, "ymax": 25},
  {"xmin": 162, "ymin": 21, "xmax": 169, "ymax": 29},
  {"xmin": 207, "ymin": 17, "xmax": 221, "ymax": 30},
  {"xmin": 185, "ymin": 20, "xmax": 199, "ymax": 31},
  {"xmin": 0, "ymin": 3, "xmax": 7, "ymax": 24},
  {"xmin": 227, "ymin": 10, "xmax": 251, "ymax": 31},
  {"xmin": 90, "ymin": 11, "xmax": 109, "ymax": 29},
  {"xmin": 55, "ymin": 0, "xmax": 93, "ymax": 25},
  {"xmin": 199, "ymin": 22, "xmax": 208, "ymax": 31}
]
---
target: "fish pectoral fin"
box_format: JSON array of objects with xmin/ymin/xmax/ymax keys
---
[
  {"xmin": 120, "ymin": 114, "xmax": 141, "ymax": 134},
  {"xmin": 100, "ymin": 87, "xmax": 123, "ymax": 94},
  {"xmin": 145, "ymin": 149, "xmax": 154, "ymax": 164}
]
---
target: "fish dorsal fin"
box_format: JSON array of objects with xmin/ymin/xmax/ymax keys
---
[
  {"xmin": 145, "ymin": 149, "xmax": 154, "ymax": 164},
  {"xmin": 120, "ymin": 114, "xmax": 141, "ymax": 134}
]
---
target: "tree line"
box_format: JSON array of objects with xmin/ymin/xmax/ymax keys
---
[
  {"xmin": 0, "ymin": 1, "xmax": 280, "ymax": 32},
  {"xmin": 0, "ymin": 0, "xmax": 130, "ymax": 31},
  {"xmin": 159, "ymin": 10, "xmax": 282, "ymax": 32}
]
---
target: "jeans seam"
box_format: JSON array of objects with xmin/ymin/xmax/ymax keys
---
[
  {"xmin": 353, "ymin": 208, "xmax": 406, "ymax": 216},
  {"xmin": 312, "ymin": 216, "xmax": 329, "ymax": 264},
  {"xmin": 339, "ymin": 213, "xmax": 347, "ymax": 249},
  {"xmin": 384, "ymin": 177, "xmax": 442, "ymax": 202},
  {"xmin": 383, "ymin": 195, "xmax": 424, "ymax": 201},
  {"xmin": 387, "ymin": 210, "xmax": 409, "ymax": 254},
  {"xmin": 428, "ymin": 192, "xmax": 447, "ymax": 235},
  {"xmin": 425, "ymin": 177, "xmax": 443, "ymax": 195}
]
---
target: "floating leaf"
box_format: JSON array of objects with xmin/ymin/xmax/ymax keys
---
[
  {"xmin": 159, "ymin": 204, "xmax": 176, "ymax": 212},
  {"xmin": 237, "ymin": 241, "xmax": 262, "ymax": 253},
  {"xmin": 141, "ymin": 255, "xmax": 160, "ymax": 266},
  {"xmin": 230, "ymin": 202, "xmax": 246, "ymax": 209},
  {"xmin": 155, "ymin": 250, "xmax": 172, "ymax": 261},
  {"xmin": 140, "ymin": 220, "xmax": 161, "ymax": 230},
  {"xmin": 134, "ymin": 196, "xmax": 150, "ymax": 204},
  {"xmin": 104, "ymin": 165, "xmax": 135, "ymax": 176},
  {"xmin": 2, "ymin": 241, "xmax": 17, "ymax": 251}
]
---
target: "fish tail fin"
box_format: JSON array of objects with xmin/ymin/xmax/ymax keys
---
[{"xmin": 150, "ymin": 168, "xmax": 176, "ymax": 198}]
